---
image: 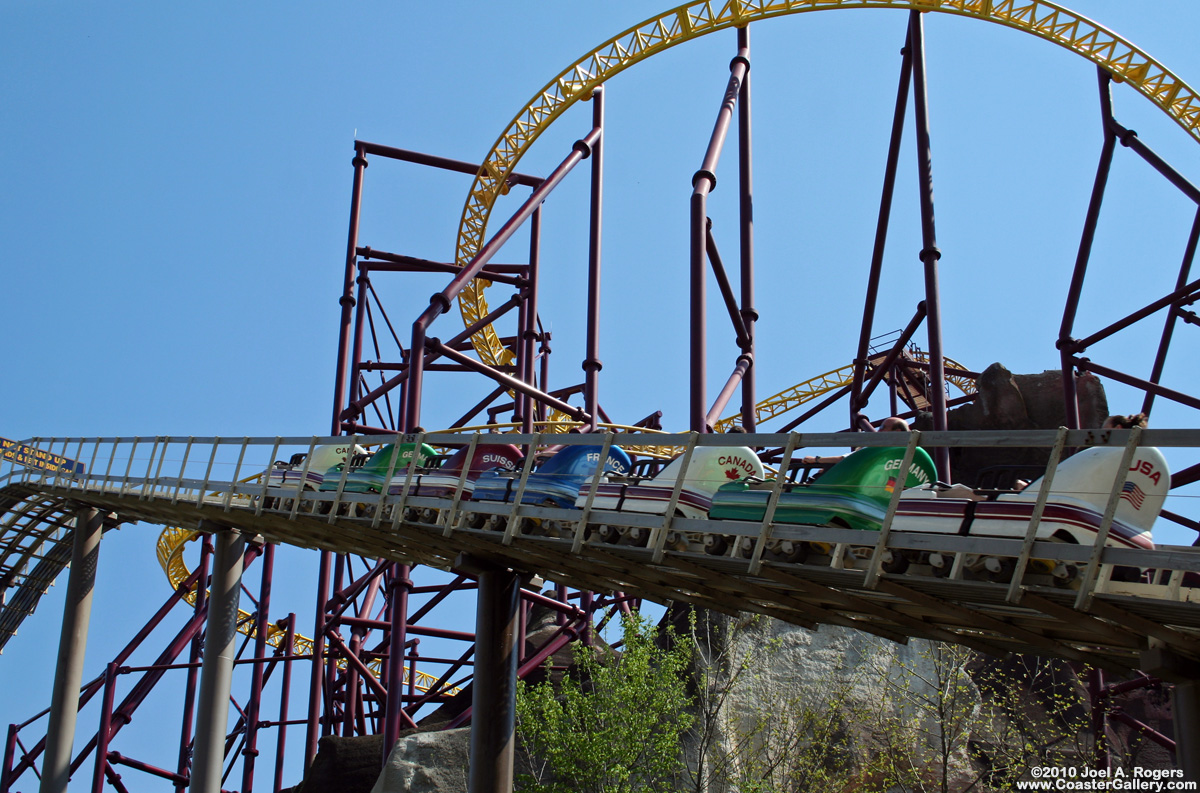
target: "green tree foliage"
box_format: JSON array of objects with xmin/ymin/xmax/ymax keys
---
[{"xmin": 515, "ymin": 611, "xmax": 695, "ymax": 793}]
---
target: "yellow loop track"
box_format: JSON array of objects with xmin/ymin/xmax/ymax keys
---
[
  {"xmin": 155, "ymin": 501, "xmax": 453, "ymax": 695},
  {"xmin": 453, "ymin": 0, "xmax": 1200, "ymax": 373}
]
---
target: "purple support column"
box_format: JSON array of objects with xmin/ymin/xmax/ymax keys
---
[
  {"xmin": 176, "ymin": 539, "xmax": 213, "ymax": 791},
  {"xmin": 328, "ymin": 555, "xmax": 347, "ymax": 736},
  {"xmin": 538, "ymin": 333, "xmax": 551, "ymax": 424},
  {"xmin": 908, "ymin": 11, "xmax": 950, "ymax": 480},
  {"xmin": 3, "ymin": 724, "xmax": 18, "ymax": 792},
  {"xmin": 304, "ymin": 551, "xmax": 333, "ymax": 767},
  {"xmin": 272, "ymin": 615, "xmax": 296, "ymax": 793},
  {"xmin": 852, "ymin": 29, "xmax": 912, "ymax": 427},
  {"xmin": 1143, "ymin": 208, "xmax": 1200, "ymax": 416},
  {"xmin": 737, "ymin": 25, "xmax": 758, "ymax": 430},
  {"xmin": 1059, "ymin": 68, "xmax": 1117, "ymax": 429},
  {"xmin": 332, "ymin": 144, "xmax": 368, "ymax": 434},
  {"xmin": 90, "ymin": 663, "xmax": 118, "ymax": 793},
  {"xmin": 343, "ymin": 573, "xmax": 384, "ymax": 736},
  {"xmin": 381, "ymin": 565, "xmax": 413, "ymax": 763},
  {"xmin": 583, "ymin": 87, "xmax": 605, "ymax": 426},
  {"xmin": 515, "ymin": 290, "xmax": 529, "ymax": 428},
  {"xmin": 240, "ymin": 544, "xmax": 275, "ymax": 793},
  {"xmin": 40, "ymin": 507, "xmax": 104, "ymax": 793},
  {"xmin": 692, "ymin": 45, "xmax": 750, "ymax": 432},
  {"xmin": 347, "ymin": 270, "xmax": 371, "ymax": 422},
  {"xmin": 522, "ymin": 208, "xmax": 542, "ymax": 434}
]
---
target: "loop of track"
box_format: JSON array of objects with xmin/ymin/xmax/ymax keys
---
[{"xmin": 451, "ymin": 0, "xmax": 1200, "ymax": 373}]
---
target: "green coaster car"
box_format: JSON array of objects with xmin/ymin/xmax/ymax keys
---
[
  {"xmin": 709, "ymin": 445, "xmax": 936, "ymax": 531},
  {"xmin": 319, "ymin": 441, "xmax": 440, "ymax": 494}
]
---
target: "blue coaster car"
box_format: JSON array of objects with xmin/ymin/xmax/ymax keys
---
[{"xmin": 472, "ymin": 444, "xmax": 633, "ymax": 508}]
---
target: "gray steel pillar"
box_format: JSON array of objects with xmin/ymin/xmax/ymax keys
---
[
  {"xmin": 463, "ymin": 557, "xmax": 520, "ymax": 793},
  {"xmin": 190, "ymin": 525, "xmax": 246, "ymax": 793},
  {"xmin": 40, "ymin": 506, "xmax": 104, "ymax": 793},
  {"xmin": 1175, "ymin": 682, "xmax": 1200, "ymax": 781}
]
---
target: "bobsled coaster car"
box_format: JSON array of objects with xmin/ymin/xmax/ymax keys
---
[
  {"xmin": 473, "ymin": 444, "xmax": 632, "ymax": 508},
  {"xmin": 318, "ymin": 442, "xmax": 438, "ymax": 494},
  {"xmin": 585, "ymin": 446, "xmax": 764, "ymax": 518},
  {"xmin": 387, "ymin": 442, "xmax": 524, "ymax": 498},
  {"xmin": 710, "ymin": 445, "xmax": 936, "ymax": 531},
  {"xmin": 265, "ymin": 442, "xmax": 367, "ymax": 491},
  {"xmin": 892, "ymin": 445, "xmax": 1167, "ymax": 550}
]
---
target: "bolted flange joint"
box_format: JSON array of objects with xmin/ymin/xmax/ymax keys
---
[{"xmin": 692, "ymin": 169, "xmax": 717, "ymax": 191}]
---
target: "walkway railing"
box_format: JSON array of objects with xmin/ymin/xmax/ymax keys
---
[{"xmin": 4, "ymin": 429, "xmax": 1200, "ymax": 610}]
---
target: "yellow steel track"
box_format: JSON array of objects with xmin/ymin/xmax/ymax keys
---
[
  {"xmin": 156, "ymin": 513, "xmax": 453, "ymax": 694},
  {"xmin": 452, "ymin": 0, "xmax": 1200, "ymax": 373},
  {"xmin": 711, "ymin": 354, "xmax": 975, "ymax": 432}
]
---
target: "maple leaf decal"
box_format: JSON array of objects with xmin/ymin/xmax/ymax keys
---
[{"xmin": 725, "ymin": 467, "xmax": 741, "ymax": 480}]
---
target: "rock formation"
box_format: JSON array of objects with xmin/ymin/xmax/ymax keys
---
[{"xmin": 915, "ymin": 364, "xmax": 1109, "ymax": 486}]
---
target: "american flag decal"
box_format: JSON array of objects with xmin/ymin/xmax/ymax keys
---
[{"xmin": 1121, "ymin": 481, "xmax": 1145, "ymax": 510}]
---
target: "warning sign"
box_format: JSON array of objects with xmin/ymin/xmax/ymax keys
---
[{"xmin": 1, "ymin": 438, "xmax": 85, "ymax": 477}]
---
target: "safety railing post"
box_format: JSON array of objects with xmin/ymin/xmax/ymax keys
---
[
  {"xmin": 503, "ymin": 432, "xmax": 545, "ymax": 545},
  {"xmin": 172, "ymin": 437, "xmax": 194, "ymax": 505},
  {"xmin": 747, "ymin": 433, "xmax": 800, "ymax": 575},
  {"xmin": 119, "ymin": 437, "xmax": 140, "ymax": 497},
  {"xmin": 139, "ymin": 437, "xmax": 160, "ymax": 499},
  {"xmin": 390, "ymin": 432, "xmax": 427, "ymax": 531},
  {"xmin": 197, "ymin": 438, "xmax": 220, "ymax": 509},
  {"xmin": 288, "ymin": 437, "xmax": 320, "ymax": 520},
  {"xmin": 224, "ymin": 437, "xmax": 250, "ymax": 512},
  {"xmin": 372, "ymin": 434, "xmax": 405, "ymax": 529},
  {"xmin": 328, "ymin": 434, "xmax": 360, "ymax": 524},
  {"xmin": 255, "ymin": 438, "xmax": 282, "ymax": 516},
  {"xmin": 442, "ymin": 434, "xmax": 481, "ymax": 536},
  {"xmin": 102, "ymin": 438, "xmax": 120, "ymax": 493},
  {"xmin": 650, "ymin": 432, "xmax": 700, "ymax": 563},
  {"xmin": 84, "ymin": 438, "xmax": 101, "ymax": 493},
  {"xmin": 1076, "ymin": 427, "xmax": 1144, "ymax": 609},
  {"xmin": 1006, "ymin": 427, "xmax": 1070, "ymax": 603},
  {"xmin": 863, "ymin": 431, "xmax": 921, "ymax": 589},
  {"xmin": 150, "ymin": 438, "xmax": 170, "ymax": 500},
  {"xmin": 571, "ymin": 433, "xmax": 616, "ymax": 554}
]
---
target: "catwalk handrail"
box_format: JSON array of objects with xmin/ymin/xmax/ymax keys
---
[
  {"xmin": 4, "ymin": 430, "xmax": 1199, "ymax": 593},
  {"xmin": 6, "ymin": 428, "xmax": 1200, "ymax": 673}
]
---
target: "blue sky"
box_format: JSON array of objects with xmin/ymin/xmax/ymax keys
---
[{"xmin": 3, "ymin": 1, "xmax": 1200, "ymax": 789}]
